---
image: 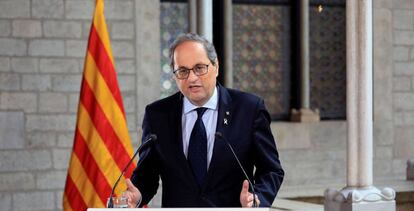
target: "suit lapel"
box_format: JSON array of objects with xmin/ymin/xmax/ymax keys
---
[{"xmin": 202, "ymin": 85, "xmax": 233, "ymax": 190}]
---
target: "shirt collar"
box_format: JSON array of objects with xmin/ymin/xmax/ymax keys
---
[{"xmin": 183, "ymin": 86, "xmax": 218, "ymax": 114}]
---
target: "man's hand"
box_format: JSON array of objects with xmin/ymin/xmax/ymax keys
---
[
  {"xmin": 239, "ymin": 180, "xmax": 260, "ymax": 207},
  {"xmin": 124, "ymin": 178, "xmax": 142, "ymax": 208}
]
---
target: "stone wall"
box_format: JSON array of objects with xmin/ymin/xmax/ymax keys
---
[{"xmin": 391, "ymin": 0, "xmax": 414, "ymax": 176}]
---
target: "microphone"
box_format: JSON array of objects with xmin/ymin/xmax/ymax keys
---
[
  {"xmin": 215, "ymin": 132, "xmax": 257, "ymax": 207},
  {"xmin": 107, "ymin": 134, "xmax": 157, "ymax": 208}
]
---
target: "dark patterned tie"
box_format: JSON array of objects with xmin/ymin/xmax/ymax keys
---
[{"xmin": 188, "ymin": 107, "xmax": 208, "ymax": 186}]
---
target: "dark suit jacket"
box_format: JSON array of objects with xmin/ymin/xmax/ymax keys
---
[{"xmin": 131, "ymin": 85, "xmax": 284, "ymax": 207}]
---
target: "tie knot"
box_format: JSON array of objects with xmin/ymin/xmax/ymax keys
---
[{"xmin": 195, "ymin": 107, "xmax": 207, "ymax": 118}]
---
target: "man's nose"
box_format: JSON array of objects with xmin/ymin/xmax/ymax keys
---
[{"xmin": 187, "ymin": 69, "xmax": 199, "ymax": 81}]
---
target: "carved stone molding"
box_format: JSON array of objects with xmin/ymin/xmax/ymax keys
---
[{"xmin": 324, "ymin": 186, "xmax": 396, "ymax": 203}]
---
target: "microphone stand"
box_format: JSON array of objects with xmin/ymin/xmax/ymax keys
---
[
  {"xmin": 215, "ymin": 132, "xmax": 257, "ymax": 207},
  {"xmin": 107, "ymin": 134, "xmax": 157, "ymax": 208}
]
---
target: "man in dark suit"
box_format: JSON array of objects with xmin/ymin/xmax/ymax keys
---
[{"xmin": 124, "ymin": 33, "xmax": 284, "ymax": 208}]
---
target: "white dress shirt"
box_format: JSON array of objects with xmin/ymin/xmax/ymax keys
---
[{"xmin": 182, "ymin": 87, "xmax": 218, "ymax": 169}]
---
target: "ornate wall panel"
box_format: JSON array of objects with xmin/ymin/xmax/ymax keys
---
[
  {"xmin": 309, "ymin": 5, "xmax": 346, "ymax": 119},
  {"xmin": 160, "ymin": 2, "xmax": 188, "ymax": 98},
  {"xmin": 233, "ymin": 4, "xmax": 291, "ymax": 119}
]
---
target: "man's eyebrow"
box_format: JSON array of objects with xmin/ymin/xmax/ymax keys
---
[
  {"xmin": 177, "ymin": 66, "xmax": 191, "ymax": 70},
  {"xmin": 177, "ymin": 63, "xmax": 204, "ymax": 69}
]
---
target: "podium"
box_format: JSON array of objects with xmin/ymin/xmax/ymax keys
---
[{"xmin": 88, "ymin": 208, "xmax": 275, "ymax": 211}]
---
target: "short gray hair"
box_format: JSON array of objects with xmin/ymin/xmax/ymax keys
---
[{"xmin": 169, "ymin": 33, "xmax": 218, "ymax": 69}]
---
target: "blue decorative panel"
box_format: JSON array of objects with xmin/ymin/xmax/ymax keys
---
[
  {"xmin": 233, "ymin": 4, "xmax": 291, "ymax": 119},
  {"xmin": 160, "ymin": 2, "xmax": 188, "ymax": 98},
  {"xmin": 309, "ymin": 5, "xmax": 346, "ymax": 119}
]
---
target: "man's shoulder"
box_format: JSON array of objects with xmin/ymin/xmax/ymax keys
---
[
  {"xmin": 146, "ymin": 92, "xmax": 181, "ymax": 111},
  {"xmin": 224, "ymin": 87, "xmax": 262, "ymax": 105}
]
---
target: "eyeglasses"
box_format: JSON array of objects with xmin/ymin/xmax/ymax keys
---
[{"xmin": 173, "ymin": 63, "xmax": 210, "ymax": 79}]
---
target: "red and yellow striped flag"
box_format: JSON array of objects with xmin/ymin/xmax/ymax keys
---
[{"xmin": 63, "ymin": 0, "xmax": 136, "ymax": 210}]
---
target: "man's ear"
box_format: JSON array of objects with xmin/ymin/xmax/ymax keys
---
[{"xmin": 215, "ymin": 60, "xmax": 219, "ymax": 77}]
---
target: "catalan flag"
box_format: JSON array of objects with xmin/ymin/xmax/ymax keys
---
[{"xmin": 63, "ymin": 0, "xmax": 136, "ymax": 210}]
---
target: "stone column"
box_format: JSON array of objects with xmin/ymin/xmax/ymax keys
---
[
  {"xmin": 188, "ymin": 0, "xmax": 197, "ymax": 33},
  {"xmin": 223, "ymin": 0, "xmax": 233, "ymax": 88},
  {"xmin": 197, "ymin": 0, "xmax": 213, "ymax": 42},
  {"xmin": 291, "ymin": 0, "xmax": 320, "ymax": 122},
  {"xmin": 324, "ymin": 0, "xmax": 395, "ymax": 210}
]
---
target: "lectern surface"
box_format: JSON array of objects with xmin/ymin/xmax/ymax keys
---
[{"xmin": 88, "ymin": 208, "xmax": 272, "ymax": 211}]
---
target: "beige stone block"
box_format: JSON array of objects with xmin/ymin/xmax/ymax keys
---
[
  {"xmin": 22, "ymin": 74, "xmax": 52, "ymax": 91},
  {"xmin": 0, "ymin": 0, "xmax": 30, "ymax": 18},
  {"xmin": 28, "ymin": 40, "xmax": 64, "ymax": 57},
  {"xmin": 395, "ymin": 62, "xmax": 414, "ymax": 75},
  {"xmin": 51, "ymin": 74, "xmax": 82, "ymax": 92},
  {"xmin": 374, "ymin": 0, "xmax": 393, "ymax": 8},
  {"xmin": 374, "ymin": 160, "xmax": 393, "ymax": 176},
  {"xmin": 11, "ymin": 57, "xmax": 38, "ymax": 73},
  {"xmin": 394, "ymin": 31, "xmax": 414, "ymax": 45},
  {"xmin": 0, "ymin": 150, "xmax": 52, "ymax": 171},
  {"xmin": 393, "ymin": 0, "xmax": 414, "ymax": 9},
  {"xmin": 32, "ymin": 0, "xmax": 64, "ymax": 18},
  {"xmin": 394, "ymin": 112, "xmax": 414, "ymax": 126},
  {"xmin": 0, "ymin": 193, "xmax": 11, "ymax": 211},
  {"xmin": 39, "ymin": 92, "xmax": 68, "ymax": 113},
  {"xmin": 374, "ymin": 122, "xmax": 394, "ymax": 145},
  {"xmin": 279, "ymin": 149, "xmax": 345, "ymax": 162},
  {"xmin": 26, "ymin": 114, "xmax": 76, "ymax": 132},
  {"xmin": 290, "ymin": 108, "xmax": 320, "ymax": 122},
  {"xmin": 310, "ymin": 121, "xmax": 347, "ymax": 149},
  {"xmin": 116, "ymin": 59, "xmax": 136, "ymax": 74},
  {"xmin": 57, "ymin": 133, "xmax": 74, "ymax": 148},
  {"xmin": 0, "ymin": 38, "xmax": 26, "ymax": 56},
  {"xmin": 52, "ymin": 149, "xmax": 71, "ymax": 169},
  {"xmin": 68, "ymin": 93, "xmax": 79, "ymax": 113},
  {"xmin": 394, "ymin": 126, "xmax": 414, "ymax": 158},
  {"xmin": 0, "ymin": 92, "xmax": 37, "ymax": 113},
  {"xmin": 118, "ymin": 74, "xmax": 136, "ymax": 92},
  {"xmin": 112, "ymin": 41, "xmax": 135, "ymax": 58},
  {"xmin": 394, "ymin": 46, "xmax": 410, "ymax": 61},
  {"xmin": 392, "ymin": 159, "xmax": 407, "ymax": 176},
  {"xmin": 40, "ymin": 58, "xmax": 80, "ymax": 73},
  {"xmin": 270, "ymin": 122, "xmax": 311, "ymax": 150},
  {"xmin": 13, "ymin": 191, "xmax": 55, "ymax": 210},
  {"xmin": 0, "ymin": 112, "xmax": 25, "ymax": 149},
  {"xmin": 0, "ymin": 57, "xmax": 10, "ymax": 72},
  {"xmin": 43, "ymin": 20, "xmax": 82, "ymax": 38},
  {"xmin": 36, "ymin": 171, "xmax": 66, "ymax": 189},
  {"xmin": 375, "ymin": 146, "xmax": 393, "ymax": 159},
  {"xmin": 56, "ymin": 191, "xmax": 63, "ymax": 210},
  {"xmin": 65, "ymin": 40, "xmax": 87, "ymax": 58},
  {"xmin": 393, "ymin": 10, "xmax": 414, "ymax": 30},
  {"xmin": 123, "ymin": 94, "xmax": 136, "ymax": 113},
  {"xmin": 65, "ymin": 0, "xmax": 94, "ymax": 20},
  {"xmin": 394, "ymin": 93, "xmax": 414, "ymax": 111},
  {"xmin": 0, "ymin": 172, "xmax": 35, "ymax": 191},
  {"xmin": 373, "ymin": 7, "xmax": 393, "ymax": 154},
  {"xmin": 26, "ymin": 132, "xmax": 56, "ymax": 148},
  {"xmin": 12, "ymin": 20, "xmax": 42, "ymax": 38},
  {"xmin": 393, "ymin": 77, "xmax": 411, "ymax": 91}
]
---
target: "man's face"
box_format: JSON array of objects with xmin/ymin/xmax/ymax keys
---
[{"xmin": 173, "ymin": 41, "xmax": 218, "ymax": 106}]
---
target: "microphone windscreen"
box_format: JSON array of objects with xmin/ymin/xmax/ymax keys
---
[{"xmin": 148, "ymin": 134, "xmax": 157, "ymax": 141}]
